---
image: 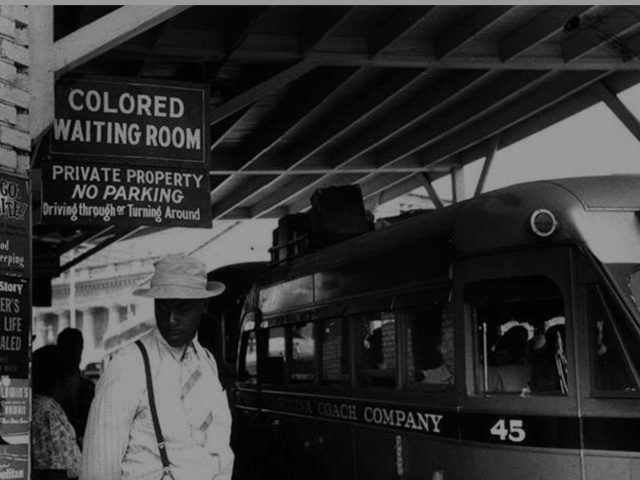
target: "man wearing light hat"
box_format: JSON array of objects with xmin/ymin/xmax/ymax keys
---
[{"xmin": 81, "ymin": 254, "xmax": 234, "ymax": 480}]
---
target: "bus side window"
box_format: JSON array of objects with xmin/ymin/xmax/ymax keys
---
[
  {"xmin": 465, "ymin": 276, "xmax": 566, "ymax": 395},
  {"xmin": 290, "ymin": 322, "xmax": 315, "ymax": 382},
  {"xmin": 261, "ymin": 326, "xmax": 286, "ymax": 384},
  {"xmin": 239, "ymin": 331, "xmax": 257, "ymax": 383},
  {"xmin": 356, "ymin": 312, "xmax": 396, "ymax": 388},
  {"xmin": 405, "ymin": 302, "xmax": 454, "ymax": 387},
  {"xmin": 320, "ymin": 318, "xmax": 349, "ymax": 384},
  {"xmin": 588, "ymin": 285, "xmax": 639, "ymax": 394}
]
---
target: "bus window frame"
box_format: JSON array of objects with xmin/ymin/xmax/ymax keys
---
[
  {"xmin": 585, "ymin": 284, "xmax": 640, "ymax": 398},
  {"xmin": 455, "ymin": 246, "xmax": 579, "ymax": 416},
  {"xmin": 400, "ymin": 294, "xmax": 457, "ymax": 392},
  {"xmin": 352, "ymin": 310, "xmax": 398, "ymax": 390},
  {"xmin": 318, "ymin": 315, "xmax": 351, "ymax": 386},
  {"xmin": 289, "ymin": 320, "xmax": 316, "ymax": 384}
]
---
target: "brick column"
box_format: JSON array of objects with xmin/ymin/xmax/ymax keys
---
[{"xmin": 0, "ymin": 6, "xmax": 30, "ymax": 173}]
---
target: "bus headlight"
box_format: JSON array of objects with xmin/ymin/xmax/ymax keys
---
[{"xmin": 529, "ymin": 209, "xmax": 558, "ymax": 237}]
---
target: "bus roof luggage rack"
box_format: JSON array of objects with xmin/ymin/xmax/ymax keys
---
[
  {"xmin": 270, "ymin": 213, "xmax": 312, "ymax": 263},
  {"xmin": 270, "ymin": 185, "xmax": 373, "ymax": 264}
]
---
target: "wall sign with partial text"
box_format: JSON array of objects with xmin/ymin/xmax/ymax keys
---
[
  {"xmin": 0, "ymin": 172, "xmax": 29, "ymax": 378},
  {"xmin": 0, "ymin": 172, "xmax": 30, "ymax": 480}
]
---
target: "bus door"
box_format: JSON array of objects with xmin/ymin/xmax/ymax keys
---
[
  {"xmin": 575, "ymin": 257, "xmax": 640, "ymax": 480},
  {"xmin": 455, "ymin": 247, "xmax": 582, "ymax": 480}
]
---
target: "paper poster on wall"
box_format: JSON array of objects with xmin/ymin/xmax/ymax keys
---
[
  {"xmin": 0, "ymin": 378, "xmax": 29, "ymax": 445},
  {"xmin": 0, "ymin": 444, "xmax": 28, "ymax": 479},
  {"xmin": 0, "ymin": 173, "xmax": 29, "ymax": 277},
  {"xmin": 0, "ymin": 276, "xmax": 28, "ymax": 379}
]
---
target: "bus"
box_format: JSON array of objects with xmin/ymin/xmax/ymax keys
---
[{"xmin": 231, "ymin": 176, "xmax": 640, "ymax": 480}]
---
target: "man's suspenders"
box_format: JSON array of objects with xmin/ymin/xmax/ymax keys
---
[{"xmin": 135, "ymin": 340, "xmax": 175, "ymax": 480}]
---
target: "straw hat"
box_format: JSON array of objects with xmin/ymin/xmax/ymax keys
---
[{"xmin": 133, "ymin": 254, "xmax": 225, "ymax": 299}]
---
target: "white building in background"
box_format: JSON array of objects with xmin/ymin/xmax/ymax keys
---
[{"xmin": 32, "ymin": 220, "xmax": 276, "ymax": 368}]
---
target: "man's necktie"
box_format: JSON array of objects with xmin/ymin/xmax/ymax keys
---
[{"xmin": 180, "ymin": 343, "xmax": 214, "ymax": 445}]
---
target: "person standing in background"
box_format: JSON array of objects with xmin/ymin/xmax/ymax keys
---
[
  {"xmin": 57, "ymin": 328, "xmax": 95, "ymax": 447},
  {"xmin": 32, "ymin": 345, "xmax": 81, "ymax": 480}
]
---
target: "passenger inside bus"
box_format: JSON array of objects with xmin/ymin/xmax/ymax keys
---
[
  {"xmin": 469, "ymin": 276, "xmax": 567, "ymax": 395},
  {"xmin": 529, "ymin": 321, "xmax": 568, "ymax": 393},
  {"xmin": 591, "ymin": 301, "xmax": 638, "ymax": 392},
  {"xmin": 405, "ymin": 301, "xmax": 455, "ymax": 386},
  {"xmin": 360, "ymin": 314, "xmax": 396, "ymax": 387},
  {"xmin": 420, "ymin": 314, "xmax": 454, "ymax": 385},
  {"xmin": 487, "ymin": 325, "xmax": 532, "ymax": 393}
]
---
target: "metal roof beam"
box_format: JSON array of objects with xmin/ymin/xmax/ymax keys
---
[
  {"xmin": 562, "ymin": 7, "xmax": 640, "ymax": 62},
  {"xmin": 478, "ymin": 72, "xmax": 640, "ymax": 160},
  {"xmin": 209, "ymin": 67, "xmax": 363, "ymax": 211},
  {"xmin": 249, "ymin": 176, "xmax": 326, "ymax": 218},
  {"xmin": 209, "ymin": 60, "xmax": 318, "ymax": 125},
  {"xmin": 591, "ymin": 81, "xmax": 640, "ymax": 143},
  {"xmin": 499, "ymin": 5, "xmax": 594, "ymax": 61},
  {"xmin": 319, "ymin": 70, "xmax": 491, "ymax": 170},
  {"xmin": 368, "ymin": 6, "xmax": 434, "ymax": 58},
  {"xmin": 435, "ymin": 6, "xmax": 514, "ymax": 59},
  {"xmin": 418, "ymin": 173, "xmax": 444, "ymax": 209},
  {"xmin": 361, "ymin": 173, "xmax": 437, "ymax": 208},
  {"xmin": 450, "ymin": 165, "xmax": 466, "ymax": 203},
  {"xmin": 474, "ymin": 135, "xmax": 500, "ymax": 196},
  {"xmin": 107, "ymin": 42, "xmax": 640, "ymax": 70},
  {"xmin": 209, "ymin": 106, "xmax": 254, "ymax": 151},
  {"xmin": 242, "ymin": 69, "xmax": 493, "ymax": 216},
  {"xmin": 136, "ymin": 20, "xmax": 175, "ymax": 77},
  {"xmin": 224, "ymin": 6, "xmax": 271, "ymax": 58},
  {"xmin": 354, "ymin": 70, "xmax": 611, "ymax": 207},
  {"xmin": 208, "ymin": 164, "xmax": 453, "ymax": 175},
  {"xmin": 300, "ymin": 6, "xmax": 355, "ymax": 53},
  {"xmin": 235, "ymin": 67, "xmax": 361, "ymax": 169},
  {"xmin": 364, "ymin": 70, "xmax": 552, "ymax": 170},
  {"xmin": 277, "ymin": 69, "xmax": 425, "ymax": 169},
  {"xmin": 54, "ymin": 5, "xmax": 190, "ymax": 76},
  {"xmin": 418, "ymin": 70, "xmax": 610, "ymax": 169},
  {"xmin": 211, "ymin": 175, "xmax": 277, "ymax": 219}
]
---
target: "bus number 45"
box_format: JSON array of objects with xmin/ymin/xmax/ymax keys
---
[{"xmin": 489, "ymin": 419, "xmax": 526, "ymax": 443}]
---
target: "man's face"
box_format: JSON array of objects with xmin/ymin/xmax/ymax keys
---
[{"xmin": 155, "ymin": 298, "xmax": 207, "ymax": 347}]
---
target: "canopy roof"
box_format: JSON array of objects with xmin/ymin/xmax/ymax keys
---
[{"xmin": 34, "ymin": 5, "xmax": 640, "ymax": 272}]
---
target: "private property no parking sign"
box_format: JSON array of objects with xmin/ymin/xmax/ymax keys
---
[{"xmin": 41, "ymin": 77, "xmax": 212, "ymax": 227}]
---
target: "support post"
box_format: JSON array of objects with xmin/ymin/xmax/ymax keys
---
[
  {"xmin": 451, "ymin": 165, "xmax": 465, "ymax": 203},
  {"xmin": 475, "ymin": 135, "xmax": 500, "ymax": 197},
  {"xmin": 591, "ymin": 81, "xmax": 640, "ymax": 143},
  {"xmin": 419, "ymin": 172, "xmax": 444, "ymax": 209},
  {"xmin": 29, "ymin": 6, "xmax": 54, "ymax": 144}
]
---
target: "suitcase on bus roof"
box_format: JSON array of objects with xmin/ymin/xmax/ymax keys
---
[{"xmin": 310, "ymin": 185, "xmax": 370, "ymax": 245}]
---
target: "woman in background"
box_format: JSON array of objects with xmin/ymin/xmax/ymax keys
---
[{"xmin": 31, "ymin": 345, "xmax": 81, "ymax": 480}]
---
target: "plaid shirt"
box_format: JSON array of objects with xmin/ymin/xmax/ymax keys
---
[{"xmin": 32, "ymin": 394, "xmax": 81, "ymax": 477}]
